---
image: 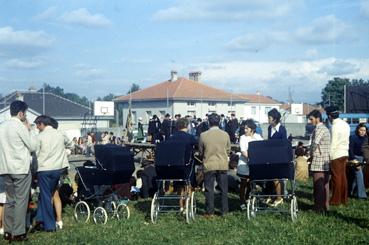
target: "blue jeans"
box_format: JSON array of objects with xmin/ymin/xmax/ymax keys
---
[
  {"xmin": 352, "ymin": 169, "xmax": 367, "ymax": 198},
  {"xmin": 36, "ymin": 169, "xmax": 61, "ymax": 231}
]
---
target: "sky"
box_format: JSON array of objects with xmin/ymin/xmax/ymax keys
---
[{"xmin": 0, "ymin": 0, "xmax": 369, "ymax": 103}]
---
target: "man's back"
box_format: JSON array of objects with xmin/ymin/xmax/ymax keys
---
[
  {"xmin": 0, "ymin": 118, "xmax": 35, "ymax": 174},
  {"xmin": 331, "ymin": 118, "xmax": 350, "ymax": 160},
  {"xmin": 36, "ymin": 126, "xmax": 69, "ymax": 172},
  {"xmin": 199, "ymin": 127, "xmax": 231, "ymax": 171}
]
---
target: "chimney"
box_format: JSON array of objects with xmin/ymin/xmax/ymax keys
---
[
  {"xmin": 189, "ymin": 71, "xmax": 201, "ymax": 82},
  {"xmin": 15, "ymin": 92, "xmax": 24, "ymax": 101},
  {"xmin": 170, "ymin": 70, "xmax": 178, "ymax": 82}
]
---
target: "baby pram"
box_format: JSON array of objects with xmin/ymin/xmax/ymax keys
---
[
  {"xmin": 74, "ymin": 144, "xmax": 135, "ymax": 224},
  {"xmin": 150, "ymin": 140, "xmax": 196, "ymax": 224},
  {"xmin": 246, "ymin": 139, "xmax": 298, "ymax": 221}
]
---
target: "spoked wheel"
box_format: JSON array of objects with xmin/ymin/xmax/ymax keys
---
[
  {"xmin": 190, "ymin": 191, "xmax": 197, "ymax": 221},
  {"xmin": 116, "ymin": 203, "xmax": 130, "ymax": 220},
  {"xmin": 93, "ymin": 207, "xmax": 108, "ymax": 225},
  {"xmin": 74, "ymin": 201, "xmax": 90, "ymax": 223},
  {"xmin": 247, "ymin": 197, "xmax": 256, "ymax": 220},
  {"xmin": 290, "ymin": 196, "xmax": 298, "ymax": 222},
  {"xmin": 150, "ymin": 193, "xmax": 159, "ymax": 224},
  {"xmin": 185, "ymin": 196, "xmax": 191, "ymax": 224},
  {"xmin": 105, "ymin": 200, "xmax": 117, "ymax": 218}
]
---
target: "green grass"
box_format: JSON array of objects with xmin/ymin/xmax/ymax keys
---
[{"xmin": 24, "ymin": 181, "xmax": 369, "ymax": 245}]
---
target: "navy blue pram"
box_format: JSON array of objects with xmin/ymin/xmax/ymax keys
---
[
  {"xmin": 247, "ymin": 139, "xmax": 298, "ymax": 221},
  {"xmin": 74, "ymin": 144, "xmax": 134, "ymax": 225},
  {"xmin": 150, "ymin": 140, "xmax": 196, "ymax": 224}
]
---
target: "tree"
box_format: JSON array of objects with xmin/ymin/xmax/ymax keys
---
[
  {"xmin": 39, "ymin": 83, "xmax": 91, "ymax": 107},
  {"xmin": 127, "ymin": 83, "xmax": 140, "ymax": 94},
  {"xmin": 321, "ymin": 78, "xmax": 350, "ymax": 111},
  {"xmin": 321, "ymin": 78, "xmax": 369, "ymax": 111},
  {"xmin": 96, "ymin": 93, "xmax": 115, "ymax": 101}
]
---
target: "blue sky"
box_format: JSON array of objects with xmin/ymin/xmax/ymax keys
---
[{"xmin": 0, "ymin": 0, "xmax": 368, "ymax": 103}]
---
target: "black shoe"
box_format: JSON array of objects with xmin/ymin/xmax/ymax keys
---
[
  {"xmin": 11, "ymin": 234, "xmax": 28, "ymax": 242},
  {"xmin": 3, "ymin": 232, "xmax": 11, "ymax": 241}
]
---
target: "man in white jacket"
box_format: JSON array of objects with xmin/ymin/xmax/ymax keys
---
[
  {"xmin": 34, "ymin": 115, "xmax": 69, "ymax": 232},
  {"xmin": 0, "ymin": 101, "xmax": 37, "ymax": 241}
]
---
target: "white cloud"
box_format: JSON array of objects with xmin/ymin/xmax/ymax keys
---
[
  {"xmin": 0, "ymin": 26, "xmax": 53, "ymax": 48},
  {"xmin": 5, "ymin": 58, "xmax": 46, "ymax": 69},
  {"xmin": 304, "ymin": 48, "xmax": 319, "ymax": 59},
  {"xmin": 318, "ymin": 59, "xmax": 360, "ymax": 76},
  {"xmin": 74, "ymin": 64, "xmax": 105, "ymax": 80},
  {"xmin": 361, "ymin": 0, "xmax": 369, "ymax": 18},
  {"xmin": 226, "ymin": 15, "xmax": 353, "ymax": 52},
  {"xmin": 153, "ymin": 0, "xmax": 301, "ymax": 21},
  {"xmin": 34, "ymin": 6, "xmax": 58, "ymax": 20},
  {"xmin": 188, "ymin": 58, "xmax": 369, "ymax": 102},
  {"xmin": 295, "ymin": 15, "xmax": 352, "ymax": 44},
  {"xmin": 61, "ymin": 8, "xmax": 112, "ymax": 28}
]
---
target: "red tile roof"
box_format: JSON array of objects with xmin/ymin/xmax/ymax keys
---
[
  {"xmin": 114, "ymin": 77, "xmax": 247, "ymax": 102},
  {"xmin": 237, "ymin": 94, "xmax": 281, "ymax": 104}
]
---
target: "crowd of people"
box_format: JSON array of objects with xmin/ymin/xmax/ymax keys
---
[{"xmin": 0, "ymin": 100, "xmax": 368, "ymax": 242}]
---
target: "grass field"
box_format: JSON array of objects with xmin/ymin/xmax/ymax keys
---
[{"xmin": 24, "ymin": 181, "xmax": 369, "ymax": 245}]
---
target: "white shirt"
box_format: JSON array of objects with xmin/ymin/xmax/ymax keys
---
[
  {"xmin": 330, "ymin": 118, "xmax": 350, "ymax": 160},
  {"xmin": 0, "ymin": 117, "xmax": 37, "ymax": 174},
  {"xmin": 36, "ymin": 126, "xmax": 70, "ymax": 172},
  {"xmin": 270, "ymin": 123, "xmax": 281, "ymax": 138},
  {"xmin": 237, "ymin": 133, "xmax": 263, "ymax": 176}
]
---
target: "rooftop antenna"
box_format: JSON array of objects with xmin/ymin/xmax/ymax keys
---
[{"xmin": 288, "ymin": 86, "xmax": 294, "ymax": 105}]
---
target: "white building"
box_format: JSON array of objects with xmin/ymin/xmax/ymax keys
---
[
  {"xmin": 114, "ymin": 71, "xmax": 284, "ymax": 125},
  {"xmin": 114, "ymin": 71, "xmax": 247, "ymax": 125}
]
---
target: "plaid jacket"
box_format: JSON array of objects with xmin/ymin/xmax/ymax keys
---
[{"xmin": 310, "ymin": 123, "xmax": 331, "ymax": 172}]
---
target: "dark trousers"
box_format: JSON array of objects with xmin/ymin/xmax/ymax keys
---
[
  {"xmin": 204, "ymin": 170, "xmax": 228, "ymax": 215},
  {"xmin": 312, "ymin": 171, "xmax": 330, "ymax": 212},
  {"xmin": 36, "ymin": 169, "xmax": 61, "ymax": 231},
  {"xmin": 3, "ymin": 172, "xmax": 32, "ymax": 236},
  {"xmin": 330, "ymin": 156, "xmax": 348, "ymax": 205}
]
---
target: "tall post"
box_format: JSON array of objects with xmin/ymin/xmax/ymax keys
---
[{"xmin": 43, "ymin": 84, "xmax": 45, "ymax": 114}]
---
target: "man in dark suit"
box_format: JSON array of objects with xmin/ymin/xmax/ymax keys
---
[
  {"xmin": 199, "ymin": 113, "xmax": 231, "ymax": 216},
  {"xmin": 160, "ymin": 113, "xmax": 172, "ymax": 141},
  {"xmin": 226, "ymin": 113, "xmax": 238, "ymax": 143},
  {"xmin": 148, "ymin": 115, "xmax": 161, "ymax": 143}
]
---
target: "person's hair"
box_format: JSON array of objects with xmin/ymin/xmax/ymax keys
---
[
  {"xmin": 176, "ymin": 118, "xmax": 189, "ymax": 130},
  {"xmin": 308, "ymin": 109, "xmax": 322, "ymax": 121},
  {"xmin": 152, "ymin": 114, "xmax": 158, "ymax": 119},
  {"xmin": 220, "ymin": 114, "xmax": 224, "ymax": 117},
  {"xmin": 49, "ymin": 117, "xmax": 58, "ymax": 129},
  {"xmin": 355, "ymin": 123, "xmax": 368, "ymax": 137},
  {"xmin": 208, "ymin": 113, "xmax": 220, "ymax": 127},
  {"xmin": 297, "ymin": 141, "xmax": 304, "ymax": 147},
  {"xmin": 267, "ymin": 108, "xmax": 281, "ymax": 124},
  {"xmin": 295, "ymin": 147, "xmax": 305, "ymax": 157},
  {"xmin": 10, "ymin": 100, "xmax": 28, "ymax": 116},
  {"xmin": 325, "ymin": 106, "xmax": 339, "ymax": 119},
  {"xmin": 231, "ymin": 113, "xmax": 235, "ymax": 117},
  {"xmin": 136, "ymin": 170, "xmax": 144, "ymax": 178},
  {"xmin": 242, "ymin": 119, "xmax": 257, "ymax": 133},
  {"xmin": 110, "ymin": 132, "xmax": 114, "ymax": 135},
  {"xmin": 165, "ymin": 113, "xmax": 170, "ymax": 118},
  {"xmin": 197, "ymin": 118, "xmax": 202, "ymax": 122},
  {"xmin": 34, "ymin": 115, "xmax": 52, "ymax": 126}
]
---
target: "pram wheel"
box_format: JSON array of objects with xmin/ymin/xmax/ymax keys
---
[
  {"xmin": 190, "ymin": 191, "xmax": 196, "ymax": 221},
  {"xmin": 116, "ymin": 203, "xmax": 130, "ymax": 220},
  {"xmin": 74, "ymin": 201, "xmax": 90, "ymax": 223},
  {"xmin": 247, "ymin": 197, "xmax": 256, "ymax": 220},
  {"xmin": 185, "ymin": 196, "xmax": 191, "ymax": 224},
  {"xmin": 104, "ymin": 200, "xmax": 117, "ymax": 218},
  {"xmin": 290, "ymin": 196, "xmax": 298, "ymax": 222},
  {"xmin": 93, "ymin": 207, "xmax": 108, "ymax": 225},
  {"xmin": 150, "ymin": 193, "xmax": 159, "ymax": 224}
]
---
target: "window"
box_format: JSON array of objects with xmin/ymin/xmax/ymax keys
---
[
  {"xmin": 251, "ymin": 106, "xmax": 256, "ymax": 115},
  {"xmin": 187, "ymin": 101, "xmax": 196, "ymax": 107},
  {"xmin": 187, "ymin": 110, "xmax": 196, "ymax": 116},
  {"xmin": 265, "ymin": 107, "xmax": 271, "ymax": 114},
  {"xmin": 352, "ymin": 118, "xmax": 359, "ymax": 124},
  {"xmin": 208, "ymin": 102, "xmax": 216, "ymax": 107},
  {"xmin": 131, "ymin": 111, "xmax": 137, "ymax": 124},
  {"xmin": 159, "ymin": 111, "xmax": 166, "ymax": 117},
  {"xmin": 146, "ymin": 111, "xmax": 152, "ymax": 122}
]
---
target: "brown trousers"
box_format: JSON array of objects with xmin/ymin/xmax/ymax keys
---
[
  {"xmin": 330, "ymin": 156, "xmax": 348, "ymax": 205},
  {"xmin": 312, "ymin": 171, "xmax": 330, "ymax": 212}
]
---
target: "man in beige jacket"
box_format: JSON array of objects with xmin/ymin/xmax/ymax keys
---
[{"xmin": 199, "ymin": 113, "xmax": 231, "ymax": 216}]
